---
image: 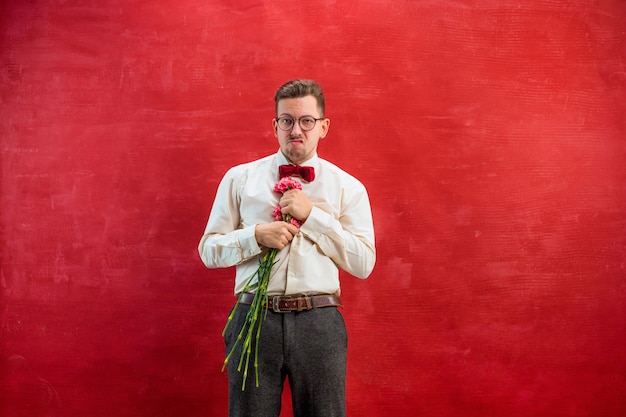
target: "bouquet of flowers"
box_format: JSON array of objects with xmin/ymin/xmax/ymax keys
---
[{"xmin": 222, "ymin": 176, "xmax": 304, "ymax": 390}]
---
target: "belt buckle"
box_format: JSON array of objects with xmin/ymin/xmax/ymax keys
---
[{"xmin": 272, "ymin": 295, "xmax": 287, "ymax": 313}]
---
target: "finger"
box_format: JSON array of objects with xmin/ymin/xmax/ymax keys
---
[{"xmin": 285, "ymin": 223, "xmax": 299, "ymax": 234}]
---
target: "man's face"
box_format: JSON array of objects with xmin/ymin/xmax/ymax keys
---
[{"xmin": 273, "ymin": 95, "xmax": 330, "ymax": 165}]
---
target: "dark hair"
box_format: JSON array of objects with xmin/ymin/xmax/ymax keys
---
[{"xmin": 274, "ymin": 79, "xmax": 326, "ymax": 117}]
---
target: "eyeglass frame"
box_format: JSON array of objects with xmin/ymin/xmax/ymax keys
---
[{"xmin": 274, "ymin": 115, "xmax": 325, "ymax": 132}]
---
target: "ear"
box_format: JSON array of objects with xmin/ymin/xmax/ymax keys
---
[
  {"xmin": 272, "ymin": 118, "xmax": 279, "ymax": 137},
  {"xmin": 319, "ymin": 118, "xmax": 330, "ymax": 138}
]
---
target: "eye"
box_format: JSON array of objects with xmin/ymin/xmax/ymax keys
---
[{"xmin": 300, "ymin": 117, "xmax": 315, "ymax": 127}]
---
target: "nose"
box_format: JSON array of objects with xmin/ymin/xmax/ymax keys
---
[{"xmin": 290, "ymin": 120, "xmax": 304, "ymax": 135}]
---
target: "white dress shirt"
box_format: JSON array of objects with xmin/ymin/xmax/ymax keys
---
[{"xmin": 198, "ymin": 150, "xmax": 376, "ymax": 295}]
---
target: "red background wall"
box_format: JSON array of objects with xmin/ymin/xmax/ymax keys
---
[{"xmin": 1, "ymin": 1, "xmax": 625, "ymax": 416}]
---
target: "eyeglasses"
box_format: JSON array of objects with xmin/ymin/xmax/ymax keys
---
[{"xmin": 275, "ymin": 116, "xmax": 324, "ymax": 131}]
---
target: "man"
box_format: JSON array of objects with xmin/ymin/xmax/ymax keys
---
[{"xmin": 198, "ymin": 79, "xmax": 376, "ymax": 417}]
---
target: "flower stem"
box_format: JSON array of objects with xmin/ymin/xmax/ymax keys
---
[{"xmin": 222, "ymin": 248, "xmax": 277, "ymax": 390}]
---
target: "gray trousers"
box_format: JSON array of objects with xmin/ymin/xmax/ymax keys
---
[{"xmin": 224, "ymin": 304, "xmax": 347, "ymax": 417}]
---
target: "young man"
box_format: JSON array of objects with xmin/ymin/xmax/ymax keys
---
[{"xmin": 198, "ymin": 79, "xmax": 376, "ymax": 417}]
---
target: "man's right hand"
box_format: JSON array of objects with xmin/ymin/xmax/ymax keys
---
[{"xmin": 255, "ymin": 222, "xmax": 299, "ymax": 250}]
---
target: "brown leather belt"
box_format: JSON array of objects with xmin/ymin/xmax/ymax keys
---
[{"xmin": 238, "ymin": 293, "xmax": 342, "ymax": 313}]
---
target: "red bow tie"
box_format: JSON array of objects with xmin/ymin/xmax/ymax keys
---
[{"xmin": 278, "ymin": 164, "xmax": 315, "ymax": 182}]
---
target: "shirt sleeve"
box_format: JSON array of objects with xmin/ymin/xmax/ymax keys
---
[
  {"xmin": 198, "ymin": 169, "xmax": 262, "ymax": 268},
  {"xmin": 299, "ymin": 181, "xmax": 376, "ymax": 279}
]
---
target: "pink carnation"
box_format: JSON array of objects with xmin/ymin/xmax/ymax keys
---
[
  {"xmin": 272, "ymin": 205, "xmax": 283, "ymax": 222},
  {"xmin": 272, "ymin": 177, "xmax": 303, "ymax": 228},
  {"xmin": 290, "ymin": 218, "xmax": 303, "ymax": 228},
  {"xmin": 273, "ymin": 177, "xmax": 303, "ymax": 194}
]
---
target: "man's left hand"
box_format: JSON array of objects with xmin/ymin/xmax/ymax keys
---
[{"xmin": 279, "ymin": 189, "xmax": 312, "ymax": 222}]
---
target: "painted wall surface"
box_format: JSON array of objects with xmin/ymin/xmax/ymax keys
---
[{"xmin": 1, "ymin": 1, "xmax": 625, "ymax": 416}]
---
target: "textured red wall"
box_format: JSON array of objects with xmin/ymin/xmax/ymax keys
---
[{"xmin": 1, "ymin": 1, "xmax": 625, "ymax": 416}]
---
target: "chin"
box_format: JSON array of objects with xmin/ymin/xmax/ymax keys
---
[{"xmin": 284, "ymin": 151, "xmax": 304, "ymax": 164}]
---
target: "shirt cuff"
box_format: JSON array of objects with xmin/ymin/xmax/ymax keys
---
[
  {"xmin": 300, "ymin": 206, "xmax": 330, "ymax": 242},
  {"xmin": 239, "ymin": 225, "xmax": 263, "ymax": 259}
]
